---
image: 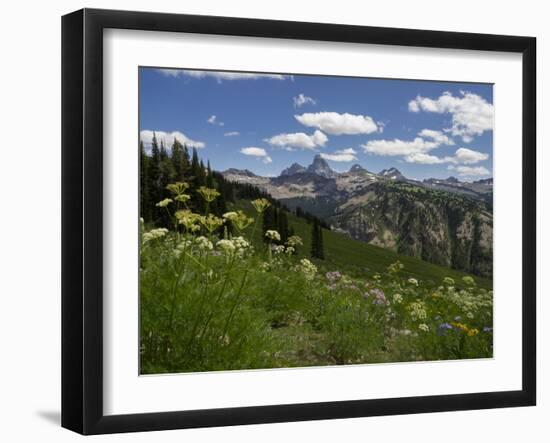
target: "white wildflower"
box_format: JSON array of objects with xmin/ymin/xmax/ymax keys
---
[
  {"xmin": 217, "ymin": 239, "xmax": 236, "ymax": 254},
  {"xmin": 408, "ymin": 301, "xmax": 427, "ymax": 321},
  {"xmin": 408, "ymin": 277, "xmax": 419, "ymax": 286},
  {"xmin": 142, "ymin": 227, "xmax": 169, "ymax": 244},
  {"xmin": 418, "ymin": 323, "xmax": 430, "ymax": 332},
  {"xmin": 297, "ymin": 258, "xmax": 317, "ymax": 281},
  {"xmin": 232, "ymin": 236, "xmax": 251, "ymax": 257},
  {"xmin": 222, "ymin": 211, "xmax": 238, "ymax": 221},
  {"xmin": 393, "ymin": 293, "xmax": 403, "ymax": 304},
  {"xmin": 443, "ymin": 277, "xmax": 455, "ymax": 286},
  {"xmin": 287, "ymin": 235, "xmax": 303, "ymax": 247},
  {"xmin": 156, "ymin": 198, "xmax": 173, "ymax": 208},
  {"xmin": 265, "ymin": 230, "xmax": 281, "ymax": 241},
  {"xmin": 195, "ymin": 236, "xmax": 213, "ymax": 251}
]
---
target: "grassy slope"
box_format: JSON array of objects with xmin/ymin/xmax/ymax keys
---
[{"xmin": 233, "ymin": 200, "xmax": 493, "ymax": 290}]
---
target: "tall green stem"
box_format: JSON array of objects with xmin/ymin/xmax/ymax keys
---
[
  {"xmin": 167, "ymin": 241, "xmax": 189, "ymax": 332},
  {"xmin": 197, "ymin": 255, "xmax": 237, "ymax": 342},
  {"xmin": 220, "ymin": 266, "xmax": 250, "ymax": 339}
]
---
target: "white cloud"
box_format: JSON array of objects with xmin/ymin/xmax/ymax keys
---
[
  {"xmin": 140, "ymin": 130, "xmax": 205, "ymax": 150},
  {"xmin": 418, "ymin": 129, "xmax": 454, "ymax": 146},
  {"xmin": 408, "ymin": 100, "xmax": 420, "ymax": 113},
  {"xmin": 240, "ymin": 147, "xmax": 272, "ymax": 164},
  {"xmin": 451, "ymin": 147, "xmax": 489, "ymax": 165},
  {"xmin": 404, "ymin": 147, "xmax": 489, "ymax": 165},
  {"xmin": 265, "ymin": 130, "xmax": 328, "ymax": 150},
  {"xmin": 224, "ymin": 131, "xmax": 240, "ymax": 137},
  {"xmin": 320, "ymin": 148, "xmax": 358, "ymax": 162},
  {"xmin": 207, "ymin": 115, "xmax": 224, "ymax": 126},
  {"xmin": 362, "ymin": 137, "xmax": 439, "ymax": 156},
  {"xmin": 295, "ymin": 112, "xmax": 378, "ymax": 135},
  {"xmin": 362, "ymin": 125, "xmax": 488, "ymax": 166},
  {"xmin": 293, "ymin": 93, "xmax": 317, "ymax": 108},
  {"xmin": 404, "ymin": 152, "xmax": 446, "ymax": 164},
  {"xmin": 158, "ymin": 69, "xmax": 288, "ymax": 82},
  {"xmin": 448, "ymin": 165, "xmax": 491, "ymax": 177},
  {"xmin": 408, "ymin": 92, "xmax": 494, "ymax": 142}
]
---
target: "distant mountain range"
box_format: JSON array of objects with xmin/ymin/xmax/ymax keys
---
[
  {"xmin": 224, "ymin": 154, "xmax": 493, "ymax": 202},
  {"xmin": 222, "ymin": 155, "xmax": 493, "ymax": 277}
]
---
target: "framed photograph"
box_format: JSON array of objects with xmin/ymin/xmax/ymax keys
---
[{"xmin": 62, "ymin": 8, "xmax": 536, "ymax": 435}]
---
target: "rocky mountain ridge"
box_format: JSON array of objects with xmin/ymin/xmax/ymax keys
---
[{"xmin": 222, "ymin": 155, "xmax": 493, "ymax": 277}]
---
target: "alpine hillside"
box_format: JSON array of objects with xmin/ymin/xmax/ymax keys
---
[{"xmin": 222, "ymin": 155, "xmax": 493, "ymax": 278}]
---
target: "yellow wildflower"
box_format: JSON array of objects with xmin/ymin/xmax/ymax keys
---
[
  {"xmin": 166, "ymin": 182, "xmax": 189, "ymax": 196},
  {"xmin": 251, "ymin": 198, "xmax": 270, "ymax": 213},
  {"xmin": 199, "ymin": 214, "xmax": 224, "ymax": 233},
  {"xmin": 197, "ymin": 186, "xmax": 220, "ymax": 203}
]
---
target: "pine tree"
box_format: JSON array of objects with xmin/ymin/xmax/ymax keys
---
[
  {"xmin": 157, "ymin": 140, "xmax": 174, "ymax": 227},
  {"xmin": 159, "ymin": 139, "xmax": 168, "ymax": 161},
  {"xmin": 277, "ymin": 210, "xmax": 289, "ymax": 244},
  {"xmin": 206, "ymin": 160, "xmax": 215, "ymax": 188},
  {"xmin": 317, "ymin": 220, "xmax": 325, "ymax": 259},
  {"xmin": 182, "ymin": 144, "xmax": 190, "ymax": 172},
  {"xmin": 310, "ymin": 219, "xmax": 325, "ymax": 259},
  {"xmin": 310, "ymin": 220, "xmax": 318, "ymax": 258},
  {"xmin": 262, "ymin": 206, "xmax": 276, "ymax": 242},
  {"xmin": 139, "ymin": 140, "xmax": 151, "ymax": 222},
  {"xmin": 148, "ymin": 132, "xmax": 161, "ymax": 222},
  {"xmin": 170, "ymin": 137, "xmax": 185, "ymax": 181}
]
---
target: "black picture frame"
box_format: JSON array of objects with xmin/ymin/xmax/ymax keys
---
[{"xmin": 62, "ymin": 8, "xmax": 536, "ymax": 435}]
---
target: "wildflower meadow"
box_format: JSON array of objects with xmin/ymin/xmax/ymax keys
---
[{"xmin": 140, "ymin": 181, "xmax": 493, "ymax": 374}]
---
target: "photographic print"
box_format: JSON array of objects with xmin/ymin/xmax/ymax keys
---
[{"xmin": 139, "ymin": 67, "xmax": 494, "ymax": 375}]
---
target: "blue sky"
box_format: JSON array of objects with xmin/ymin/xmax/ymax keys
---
[{"xmin": 139, "ymin": 67, "xmax": 493, "ymax": 180}]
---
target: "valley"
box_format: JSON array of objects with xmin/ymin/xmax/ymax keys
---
[{"xmin": 223, "ymin": 155, "xmax": 493, "ymax": 278}]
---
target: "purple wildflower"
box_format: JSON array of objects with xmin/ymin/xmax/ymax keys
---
[
  {"xmin": 325, "ymin": 271, "xmax": 342, "ymax": 282},
  {"xmin": 371, "ymin": 288, "xmax": 387, "ymax": 305},
  {"xmin": 483, "ymin": 326, "xmax": 493, "ymax": 333},
  {"xmin": 438, "ymin": 322, "xmax": 454, "ymax": 336}
]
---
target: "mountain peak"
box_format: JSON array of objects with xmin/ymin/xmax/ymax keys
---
[
  {"xmin": 379, "ymin": 167, "xmax": 405, "ymax": 180},
  {"xmin": 474, "ymin": 177, "xmax": 493, "ymax": 185},
  {"xmin": 223, "ymin": 168, "xmax": 257, "ymax": 177},
  {"xmin": 349, "ymin": 163, "xmax": 366, "ymax": 173},
  {"xmin": 424, "ymin": 176, "xmax": 462, "ymax": 185},
  {"xmin": 307, "ymin": 154, "xmax": 336, "ymax": 178},
  {"xmin": 281, "ymin": 162, "xmax": 306, "ymax": 177}
]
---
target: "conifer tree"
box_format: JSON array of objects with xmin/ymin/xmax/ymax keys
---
[
  {"xmin": 148, "ymin": 132, "xmax": 161, "ymax": 222},
  {"xmin": 157, "ymin": 140, "xmax": 175, "ymax": 227},
  {"xmin": 139, "ymin": 140, "xmax": 151, "ymax": 222},
  {"xmin": 277, "ymin": 210, "xmax": 289, "ymax": 244},
  {"xmin": 262, "ymin": 205, "xmax": 276, "ymax": 242},
  {"xmin": 310, "ymin": 219, "xmax": 325, "ymax": 259},
  {"xmin": 317, "ymin": 220, "xmax": 325, "ymax": 259},
  {"xmin": 170, "ymin": 137, "xmax": 185, "ymax": 181}
]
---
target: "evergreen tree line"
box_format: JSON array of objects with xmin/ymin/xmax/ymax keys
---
[
  {"xmin": 294, "ymin": 206, "xmax": 331, "ymax": 230},
  {"xmin": 310, "ymin": 218, "xmax": 325, "ymax": 260},
  {"xmin": 262, "ymin": 205, "xmax": 293, "ymax": 245},
  {"xmin": 140, "ymin": 133, "xmax": 229, "ymax": 227},
  {"xmin": 140, "ymin": 132, "xmax": 326, "ymax": 258}
]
